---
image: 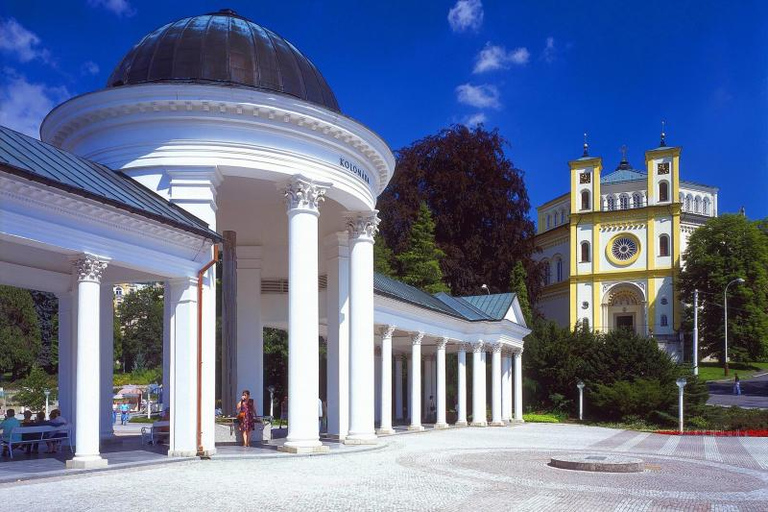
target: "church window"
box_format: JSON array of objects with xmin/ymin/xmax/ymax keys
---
[
  {"xmin": 543, "ymin": 261, "xmax": 551, "ymax": 286},
  {"xmin": 703, "ymin": 197, "xmax": 710, "ymax": 215},
  {"xmin": 632, "ymin": 193, "xmax": 642, "ymax": 208},
  {"xmin": 679, "ymin": 192, "xmax": 685, "ymax": 208},
  {"xmin": 556, "ymin": 257, "xmax": 563, "ymax": 282},
  {"xmin": 580, "ymin": 241, "xmax": 590, "ymax": 262},
  {"xmin": 619, "ymin": 194, "xmax": 629, "ymax": 210},
  {"xmin": 115, "ymin": 288, "xmax": 123, "ymax": 296},
  {"xmin": 546, "ymin": 215, "xmax": 551, "ymax": 228},
  {"xmin": 685, "ymin": 195, "xmax": 692, "ymax": 211},
  {"xmin": 560, "ymin": 210, "xmax": 565, "ymax": 224},
  {"xmin": 660, "ymin": 314, "xmax": 668, "ymax": 327},
  {"xmin": 659, "ymin": 181, "xmax": 669, "ymax": 202},
  {"xmin": 606, "ymin": 196, "xmax": 615, "ymax": 211},
  {"xmin": 611, "ymin": 235, "xmax": 639, "ymax": 262},
  {"xmin": 581, "ymin": 190, "xmax": 590, "ymax": 211},
  {"xmin": 694, "ymin": 196, "xmax": 702, "ymax": 213},
  {"xmin": 659, "ymin": 235, "xmax": 670, "ymax": 256}
]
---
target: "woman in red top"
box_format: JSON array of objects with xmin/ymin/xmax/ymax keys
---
[{"xmin": 236, "ymin": 390, "xmax": 256, "ymax": 447}]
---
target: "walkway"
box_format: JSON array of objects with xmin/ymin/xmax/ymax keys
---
[
  {"xmin": 2, "ymin": 423, "xmax": 767, "ymax": 510},
  {"xmin": 708, "ymin": 372, "xmax": 768, "ymax": 409}
]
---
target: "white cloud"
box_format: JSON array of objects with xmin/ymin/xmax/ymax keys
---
[
  {"xmin": 81, "ymin": 61, "xmax": 100, "ymax": 75},
  {"xmin": 87, "ymin": 0, "xmax": 136, "ymax": 17},
  {"xmin": 473, "ymin": 43, "xmax": 529, "ymax": 73},
  {"xmin": 0, "ymin": 69, "xmax": 71, "ymax": 138},
  {"xmin": 542, "ymin": 37, "xmax": 556, "ymax": 62},
  {"xmin": 0, "ymin": 18, "xmax": 50, "ymax": 63},
  {"xmin": 448, "ymin": 0, "xmax": 484, "ymax": 33},
  {"xmin": 455, "ymin": 83, "xmax": 501, "ymax": 109},
  {"xmin": 463, "ymin": 112, "xmax": 487, "ymax": 127}
]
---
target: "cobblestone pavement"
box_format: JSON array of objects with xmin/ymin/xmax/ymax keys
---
[{"xmin": 2, "ymin": 424, "xmax": 767, "ymax": 511}]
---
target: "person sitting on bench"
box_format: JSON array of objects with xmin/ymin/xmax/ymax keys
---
[{"xmin": 0, "ymin": 409, "xmax": 21, "ymax": 456}]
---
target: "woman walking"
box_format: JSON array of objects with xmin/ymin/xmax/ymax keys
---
[{"xmin": 236, "ymin": 390, "xmax": 256, "ymax": 447}]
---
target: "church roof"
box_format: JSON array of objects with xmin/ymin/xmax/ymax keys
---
[
  {"xmin": 107, "ymin": 9, "xmax": 340, "ymax": 113},
  {"xmin": 0, "ymin": 126, "xmax": 220, "ymax": 241},
  {"xmin": 600, "ymin": 168, "xmax": 647, "ymax": 184}
]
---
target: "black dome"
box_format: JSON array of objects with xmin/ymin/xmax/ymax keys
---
[{"xmin": 107, "ymin": 9, "xmax": 340, "ymax": 112}]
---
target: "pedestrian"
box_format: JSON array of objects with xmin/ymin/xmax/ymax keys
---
[
  {"xmin": 317, "ymin": 397, "xmax": 323, "ymax": 433},
  {"xmin": 429, "ymin": 395, "xmax": 436, "ymax": 424},
  {"xmin": 112, "ymin": 402, "xmax": 118, "ymax": 425},
  {"xmin": 280, "ymin": 396, "xmax": 288, "ymax": 429},
  {"xmin": 734, "ymin": 373, "xmax": 741, "ymax": 396},
  {"xmin": 120, "ymin": 402, "xmax": 130, "ymax": 425},
  {"xmin": 236, "ymin": 390, "xmax": 256, "ymax": 447}
]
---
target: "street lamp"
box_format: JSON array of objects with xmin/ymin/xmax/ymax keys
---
[
  {"xmin": 724, "ymin": 277, "xmax": 745, "ymax": 376},
  {"xmin": 481, "ymin": 284, "xmax": 490, "ymax": 295},
  {"xmin": 676, "ymin": 377, "xmax": 687, "ymax": 433},
  {"xmin": 267, "ymin": 385, "xmax": 275, "ymax": 418},
  {"xmin": 576, "ymin": 381, "xmax": 585, "ymax": 421},
  {"xmin": 44, "ymin": 389, "xmax": 50, "ymax": 419}
]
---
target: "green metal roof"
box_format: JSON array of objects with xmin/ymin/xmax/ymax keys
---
[
  {"xmin": 0, "ymin": 126, "xmax": 220, "ymax": 241},
  {"xmin": 459, "ymin": 293, "xmax": 515, "ymax": 320},
  {"xmin": 374, "ymin": 273, "xmax": 463, "ymax": 319}
]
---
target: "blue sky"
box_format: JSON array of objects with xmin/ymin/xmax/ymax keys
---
[{"xmin": 1, "ymin": 0, "xmax": 766, "ymax": 221}]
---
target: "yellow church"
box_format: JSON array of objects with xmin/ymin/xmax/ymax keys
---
[{"xmin": 533, "ymin": 131, "xmax": 718, "ymax": 359}]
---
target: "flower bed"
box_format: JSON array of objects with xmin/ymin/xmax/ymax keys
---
[{"xmin": 655, "ymin": 430, "xmax": 768, "ymax": 437}]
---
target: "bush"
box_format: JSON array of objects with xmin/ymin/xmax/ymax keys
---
[
  {"xmin": 114, "ymin": 367, "xmax": 162, "ymax": 386},
  {"xmin": 523, "ymin": 412, "xmax": 565, "ymax": 423},
  {"xmin": 12, "ymin": 366, "xmax": 57, "ymax": 410},
  {"xmin": 590, "ymin": 378, "xmax": 675, "ymax": 421}
]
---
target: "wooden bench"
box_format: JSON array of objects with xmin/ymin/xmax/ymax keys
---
[
  {"xmin": 141, "ymin": 420, "xmax": 169, "ymax": 445},
  {"xmin": 1, "ymin": 425, "xmax": 73, "ymax": 458}
]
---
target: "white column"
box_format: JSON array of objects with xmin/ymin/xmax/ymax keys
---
[
  {"xmin": 456, "ymin": 344, "xmax": 467, "ymax": 426},
  {"xmin": 435, "ymin": 337, "xmax": 448, "ymax": 428},
  {"xmin": 501, "ymin": 351, "xmax": 512, "ymax": 422},
  {"xmin": 167, "ymin": 167, "xmax": 220, "ymax": 456},
  {"xmin": 67, "ymin": 255, "xmax": 109, "ymax": 469},
  {"xmin": 324, "ymin": 233, "xmax": 350, "ymax": 440},
  {"xmin": 345, "ymin": 211, "xmax": 380, "ymax": 445},
  {"xmin": 236, "ymin": 246, "xmax": 263, "ymax": 415},
  {"xmin": 407, "ymin": 355, "xmax": 412, "ymax": 421},
  {"xmin": 167, "ymin": 277, "xmax": 199, "ymax": 457},
  {"xmin": 377, "ymin": 325, "xmax": 395, "ymax": 434},
  {"xmin": 394, "ymin": 354, "xmax": 404, "ymax": 421},
  {"xmin": 56, "ymin": 291, "xmax": 75, "ymax": 426},
  {"xmin": 374, "ymin": 346, "xmax": 382, "ymax": 425},
  {"xmin": 99, "ymin": 285, "xmax": 114, "ymax": 439},
  {"xmin": 162, "ymin": 282, "xmax": 171, "ymax": 411},
  {"xmin": 490, "ymin": 343, "xmax": 503, "ymax": 426},
  {"xmin": 282, "ymin": 176, "xmax": 330, "ymax": 453},
  {"xmin": 471, "ymin": 342, "xmax": 487, "ymax": 427},
  {"xmin": 408, "ymin": 333, "xmax": 424, "ymax": 431},
  {"xmin": 513, "ymin": 350, "xmax": 524, "ymax": 422}
]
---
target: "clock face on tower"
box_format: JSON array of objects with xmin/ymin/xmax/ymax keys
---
[{"xmin": 606, "ymin": 233, "xmax": 641, "ymax": 266}]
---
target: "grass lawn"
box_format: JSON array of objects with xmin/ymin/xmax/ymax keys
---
[{"xmin": 695, "ymin": 361, "xmax": 768, "ymax": 382}]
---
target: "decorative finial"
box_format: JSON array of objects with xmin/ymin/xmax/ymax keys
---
[
  {"xmin": 582, "ymin": 132, "xmax": 589, "ymax": 157},
  {"xmin": 660, "ymin": 120, "xmax": 667, "ymax": 147},
  {"xmin": 620, "ymin": 144, "xmax": 628, "ymax": 161}
]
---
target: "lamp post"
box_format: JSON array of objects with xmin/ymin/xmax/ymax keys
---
[
  {"xmin": 267, "ymin": 385, "xmax": 275, "ymax": 418},
  {"xmin": 481, "ymin": 284, "xmax": 490, "ymax": 295},
  {"xmin": 676, "ymin": 377, "xmax": 687, "ymax": 433},
  {"xmin": 44, "ymin": 389, "xmax": 50, "ymax": 419},
  {"xmin": 576, "ymin": 381, "xmax": 585, "ymax": 421},
  {"xmin": 724, "ymin": 278, "xmax": 745, "ymax": 376}
]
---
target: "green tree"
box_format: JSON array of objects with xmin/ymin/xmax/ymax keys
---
[
  {"xmin": 373, "ymin": 234, "xmax": 396, "ymax": 277},
  {"xmin": 117, "ymin": 285, "xmax": 164, "ymax": 371},
  {"xmin": 377, "ymin": 124, "xmax": 539, "ymax": 297},
  {"xmin": 12, "ymin": 366, "xmax": 57, "ymax": 410},
  {"xmin": 679, "ymin": 214, "xmax": 768, "ymax": 361},
  {"xmin": 30, "ymin": 290, "xmax": 58, "ymax": 372},
  {"xmin": 0, "ymin": 285, "xmax": 42, "ymax": 380},
  {"xmin": 509, "ymin": 261, "xmax": 533, "ymax": 325},
  {"xmin": 395, "ymin": 202, "xmax": 450, "ymax": 294}
]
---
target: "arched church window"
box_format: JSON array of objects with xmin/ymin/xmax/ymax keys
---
[
  {"xmin": 685, "ymin": 195, "xmax": 692, "ymax": 211},
  {"xmin": 679, "ymin": 192, "xmax": 685, "ymax": 209},
  {"xmin": 556, "ymin": 257, "xmax": 563, "ymax": 282},
  {"xmin": 606, "ymin": 196, "xmax": 615, "ymax": 211},
  {"xmin": 580, "ymin": 241, "xmax": 590, "ymax": 262},
  {"xmin": 660, "ymin": 314, "xmax": 668, "ymax": 327},
  {"xmin": 632, "ymin": 193, "xmax": 642, "ymax": 208},
  {"xmin": 560, "ymin": 210, "xmax": 565, "ymax": 225},
  {"xmin": 581, "ymin": 190, "xmax": 590, "ymax": 211},
  {"xmin": 659, "ymin": 181, "xmax": 669, "ymax": 202},
  {"xmin": 694, "ymin": 196, "xmax": 701, "ymax": 213},
  {"xmin": 703, "ymin": 197, "xmax": 710, "ymax": 215},
  {"xmin": 619, "ymin": 194, "xmax": 629, "ymax": 210},
  {"xmin": 546, "ymin": 215, "xmax": 551, "ymax": 229},
  {"xmin": 543, "ymin": 261, "xmax": 551, "ymax": 285},
  {"xmin": 659, "ymin": 234, "xmax": 670, "ymax": 257}
]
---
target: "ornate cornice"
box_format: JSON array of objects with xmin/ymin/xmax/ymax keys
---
[
  {"xmin": 411, "ymin": 332, "xmax": 424, "ymax": 346},
  {"xmin": 345, "ymin": 210, "xmax": 380, "ymax": 242},
  {"xmin": 282, "ymin": 175, "xmax": 330, "ymax": 214},
  {"xmin": 73, "ymin": 254, "xmax": 108, "ymax": 283},
  {"xmin": 472, "ymin": 341, "xmax": 485, "ymax": 353},
  {"xmin": 490, "ymin": 342, "xmax": 503, "ymax": 354}
]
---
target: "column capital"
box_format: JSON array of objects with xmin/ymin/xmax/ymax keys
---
[
  {"xmin": 281, "ymin": 175, "xmax": 331, "ymax": 214},
  {"xmin": 436, "ymin": 337, "xmax": 449, "ymax": 350},
  {"xmin": 490, "ymin": 342, "xmax": 503, "ymax": 354},
  {"xmin": 472, "ymin": 341, "xmax": 485, "ymax": 353},
  {"xmin": 411, "ymin": 332, "xmax": 425, "ymax": 346},
  {"xmin": 457, "ymin": 342, "xmax": 469, "ymax": 353},
  {"xmin": 514, "ymin": 348, "xmax": 524, "ymax": 357},
  {"xmin": 72, "ymin": 254, "xmax": 108, "ymax": 283},
  {"xmin": 380, "ymin": 325, "xmax": 396, "ymax": 339},
  {"xmin": 345, "ymin": 210, "xmax": 380, "ymax": 242}
]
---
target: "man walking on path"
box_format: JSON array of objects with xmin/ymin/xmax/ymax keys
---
[{"xmin": 733, "ymin": 373, "xmax": 741, "ymax": 395}]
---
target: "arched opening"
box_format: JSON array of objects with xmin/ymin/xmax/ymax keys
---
[
  {"xmin": 606, "ymin": 196, "xmax": 615, "ymax": 211},
  {"xmin": 685, "ymin": 194, "xmax": 692, "ymax": 211},
  {"xmin": 659, "ymin": 181, "xmax": 669, "ymax": 202},
  {"xmin": 660, "ymin": 314, "xmax": 668, "ymax": 327},
  {"xmin": 555, "ymin": 257, "xmax": 563, "ymax": 282},
  {"xmin": 694, "ymin": 196, "xmax": 701, "ymax": 213},
  {"xmin": 632, "ymin": 193, "xmax": 642, "ymax": 208},
  {"xmin": 703, "ymin": 197, "xmax": 710, "ymax": 215},
  {"xmin": 619, "ymin": 194, "xmax": 629, "ymax": 210},
  {"xmin": 659, "ymin": 234, "xmax": 670, "ymax": 257},
  {"xmin": 581, "ymin": 190, "xmax": 590, "ymax": 211},
  {"xmin": 580, "ymin": 241, "xmax": 590, "ymax": 262},
  {"xmin": 543, "ymin": 260, "xmax": 551, "ymax": 285},
  {"xmin": 603, "ymin": 284, "xmax": 645, "ymax": 334},
  {"xmin": 546, "ymin": 214, "xmax": 551, "ymax": 229}
]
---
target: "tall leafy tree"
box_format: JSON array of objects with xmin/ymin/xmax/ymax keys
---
[
  {"xmin": 509, "ymin": 261, "xmax": 533, "ymax": 324},
  {"xmin": 679, "ymin": 214, "xmax": 768, "ymax": 361},
  {"xmin": 377, "ymin": 124, "xmax": 538, "ymax": 297},
  {"xmin": 116, "ymin": 285, "xmax": 164, "ymax": 370},
  {"xmin": 30, "ymin": 290, "xmax": 58, "ymax": 372},
  {"xmin": 373, "ymin": 234, "xmax": 396, "ymax": 277},
  {"xmin": 395, "ymin": 202, "xmax": 450, "ymax": 294},
  {"xmin": 0, "ymin": 285, "xmax": 41, "ymax": 379}
]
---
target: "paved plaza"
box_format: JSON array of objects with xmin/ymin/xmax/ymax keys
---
[{"xmin": 2, "ymin": 423, "xmax": 767, "ymax": 511}]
